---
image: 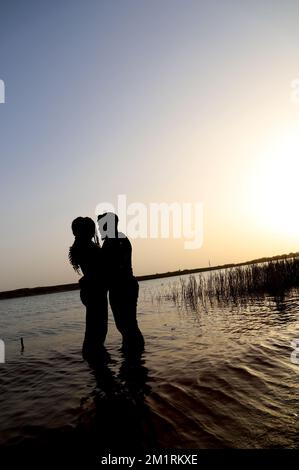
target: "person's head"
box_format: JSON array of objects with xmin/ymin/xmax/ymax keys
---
[
  {"xmin": 69, "ymin": 217, "xmax": 97, "ymax": 273},
  {"xmin": 97, "ymin": 212, "xmax": 119, "ymax": 239},
  {"xmin": 71, "ymin": 217, "xmax": 96, "ymax": 241}
]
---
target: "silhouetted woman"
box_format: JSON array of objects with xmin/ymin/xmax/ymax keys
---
[{"xmin": 69, "ymin": 217, "xmax": 108, "ymax": 358}]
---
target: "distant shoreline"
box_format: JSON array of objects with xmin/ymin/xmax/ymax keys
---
[{"xmin": 0, "ymin": 252, "xmax": 298, "ymax": 301}]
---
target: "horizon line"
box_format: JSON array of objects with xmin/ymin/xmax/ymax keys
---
[{"xmin": 0, "ymin": 251, "xmax": 298, "ymax": 301}]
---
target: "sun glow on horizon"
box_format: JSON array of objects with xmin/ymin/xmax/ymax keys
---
[{"xmin": 250, "ymin": 128, "xmax": 299, "ymax": 240}]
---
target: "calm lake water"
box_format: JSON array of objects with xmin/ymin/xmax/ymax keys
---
[{"xmin": 0, "ymin": 274, "xmax": 299, "ymax": 454}]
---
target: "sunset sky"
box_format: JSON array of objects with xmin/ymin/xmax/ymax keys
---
[{"xmin": 0, "ymin": 0, "xmax": 299, "ymax": 291}]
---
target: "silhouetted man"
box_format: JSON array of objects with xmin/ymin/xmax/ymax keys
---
[{"xmin": 97, "ymin": 212, "xmax": 144, "ymax": 353}]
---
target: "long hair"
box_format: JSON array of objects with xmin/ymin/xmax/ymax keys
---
[
  {"xmin": 68, "ymin": 217, "xmax": 98, "ymax": 274},
  {"xmin": 68, "ymin": 241, "xmax": 82, "ymax": 274}
]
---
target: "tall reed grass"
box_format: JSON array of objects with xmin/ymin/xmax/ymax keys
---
[{"xmin": 165, "ymin": 257, "xmax": 299, "ymax": 308}]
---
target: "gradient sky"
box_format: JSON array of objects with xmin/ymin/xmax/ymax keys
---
[{"xmin": 1, "ymin": 0, "xmax": 299, "ymax": 291}]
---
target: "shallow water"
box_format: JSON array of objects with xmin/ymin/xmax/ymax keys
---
[{"xmin": 0, "ymin": 275, "xmax": 299, "ymax": 452}]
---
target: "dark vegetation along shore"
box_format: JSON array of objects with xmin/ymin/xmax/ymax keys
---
[
  {"xmin": 165, "ymin": 256, "xmax": 299, "ymax": 309},
  {"xmin": 0, "ymin": 252, "xmax": 298, "ymax": 301}
]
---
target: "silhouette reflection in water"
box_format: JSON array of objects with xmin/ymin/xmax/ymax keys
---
[{"xmin": 77, "ymin": 347, "xmax": 156, "ymax": 455}]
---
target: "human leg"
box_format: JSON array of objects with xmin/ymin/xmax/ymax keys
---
[
  {"xmin": 80, "ymin": 287, "xmax": 108, "ymax": 357},
  {"xmin": 109, "ymin": 278, "xmax": 144, "ymax": 352}
]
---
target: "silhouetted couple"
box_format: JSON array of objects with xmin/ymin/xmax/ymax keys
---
[{"xmin": 69, "ymin": 212, "xmax": 144, "ymax": 359}]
